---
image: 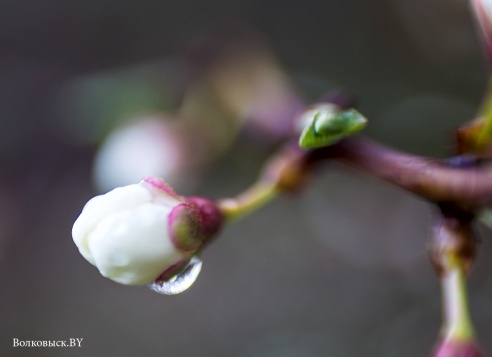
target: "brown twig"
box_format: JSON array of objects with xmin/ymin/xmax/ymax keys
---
[{"xmin": 307, "ymin": 136, "xmax": 492, "ymax": 207}]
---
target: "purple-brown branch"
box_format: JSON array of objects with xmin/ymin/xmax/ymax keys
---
[{"xmin": 305, "ymin": 136, "xmax": 492, "ymax": 208}]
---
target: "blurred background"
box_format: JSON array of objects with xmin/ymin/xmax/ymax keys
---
[{"xmin": 2, "ymin": 0, "xmax": 492, "ymax": 355}]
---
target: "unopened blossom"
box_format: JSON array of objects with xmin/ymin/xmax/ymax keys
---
[{"xmin": 72, "ymin": 177, "xmax": 222, "ymax": 285}]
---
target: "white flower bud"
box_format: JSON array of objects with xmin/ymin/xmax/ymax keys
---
[{"xmin": 72, "ymin": 177, "xmax": 223, "ymax": 286}]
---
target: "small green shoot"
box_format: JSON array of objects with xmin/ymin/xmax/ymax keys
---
[{"xmin": 299, "ymin": 107, "xmax": 367, "ymax": 149}]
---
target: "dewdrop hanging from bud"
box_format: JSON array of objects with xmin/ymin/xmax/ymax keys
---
[{"xmin": 72, "ymin": 177, "xmax": 223, "ymax": 294}]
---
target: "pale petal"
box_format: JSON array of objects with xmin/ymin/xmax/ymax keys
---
[{"xmin": 87, "ymin": 203, "xmax": 185, "ymax": 285}]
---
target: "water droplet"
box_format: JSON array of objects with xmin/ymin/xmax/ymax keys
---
[{"xmin": 148, "ymin": 256, "xmax": 202, "ymax": 295}]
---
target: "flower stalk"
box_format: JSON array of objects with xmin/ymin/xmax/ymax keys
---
[
  {"xmin": 476, "ymin": 80, "xmax": 492, "ymax": 151},
  {"xmin": 429, "ymin": 208, "xmax": 484, "ymax": 356},
  {"xmin": 441, "ymin": 263, "xmax": 475, "ymax": 342},
  {"xmin": 218, "ymin": 143, "xmax": 311, "ymax": 221},
  {"xmin": 218, "ymin": 181, "xmax": 279, "ymax": 221},
  {"xmin": 432, "ymin": 261, "xmax": 485, "ymax": 357}
]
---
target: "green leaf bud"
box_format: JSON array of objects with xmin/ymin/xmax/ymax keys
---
[{"xmin": 298, "ymin": 104, "xmax": 367, "ymax": 149}]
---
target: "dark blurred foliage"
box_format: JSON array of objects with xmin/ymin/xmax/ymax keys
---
[{"xmin": 1, "ymin": 0, "xmax": 492, "ymax": 356}]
